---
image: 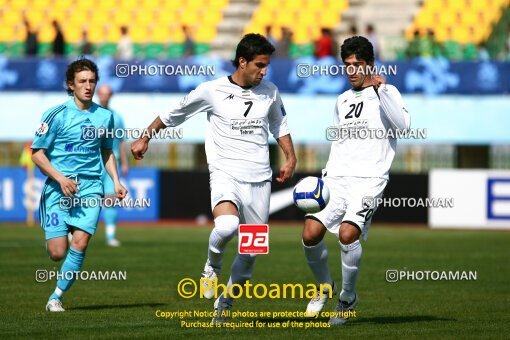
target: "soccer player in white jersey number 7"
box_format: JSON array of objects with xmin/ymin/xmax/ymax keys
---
[
  {"xmin": 131, "ymin": 34, "xmax": 297, "ymax": 323},
  {"xmin": 302, "ymin": 36, "xmax": 410, "ymax": 325}
]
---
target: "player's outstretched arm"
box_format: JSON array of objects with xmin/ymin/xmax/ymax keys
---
[
  {"xmin": 276, "ymin": 134, "xmax": 297, "ymax": 183},
  {"xmin": 101, "ymin": 148, "xmax": 127, "ymax": 199},
  {"xmin": 31, "ymin": 149, "xmax": 79, "ymax": 197},
  {"xmin": 130, "ymin": 116, "xmax": 166, "ymax": 160}
]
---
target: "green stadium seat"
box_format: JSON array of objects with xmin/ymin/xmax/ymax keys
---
[
  {"xmin": 64, "ymin": 43, "xmax": 82, "ymax": 56},
  {"xmin": 36, "ymin": 42, "xmax": 52, "ymax": 56},
  {"xmin": 144, "ymin": 43, "xmax": 164, "ymax": 59},
  {"xmin": 7, "ymin": 42, "xmax": 24, "ymax": 57},
  {"xmin": 167, "ymin": 43, "xmax": 185, "ymax": 59},
  {"xmin": 133, "ymin": 43, "xmax": 145, "ymax": 59},
  {"xmin": 0, "ymin": 42, "xmax": 8, "ymax": 55},
  {"xmin": 193, "ymin": 43, "xmax": 210, "ymax": 55},
  {"xmin": 98, "ymin": 43, "xmax": 117, "ymax": 56}
]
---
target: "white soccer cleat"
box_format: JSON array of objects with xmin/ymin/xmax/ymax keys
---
[
  {"xmin": 212, "ymin": 296, "xmax": 231, "ymax": 325},
  {"xmin": 106, "ymin": 238, "xmax": 121, "ymax": 247},
  {"xmin": 329, "ymin": 293, "xmax": 358, "ymax": 326},
  {"xmin": 46, "ymin": 299, "xmax": 65, "ymax": 312},
  {"xmin": 200, "ymin": 263, "xmax": 218, "ymax": 299},
  {"xmin": 305, "ymin": 282, "xmax": 337, "ymax": 317}
]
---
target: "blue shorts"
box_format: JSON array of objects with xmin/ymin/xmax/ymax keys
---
[{"xmin": 39, "ymin": 175, "xmax": 104, "ymax": 240}]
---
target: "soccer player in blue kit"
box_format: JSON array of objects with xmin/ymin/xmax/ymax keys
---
[{"xmin": 31, "ymin": 58, "xmax": 127, "ymax": 312}]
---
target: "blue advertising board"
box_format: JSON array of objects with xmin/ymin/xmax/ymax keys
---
[{"xmin": 0, "ymin": 167, "xmax": 159, "ymax": 222}]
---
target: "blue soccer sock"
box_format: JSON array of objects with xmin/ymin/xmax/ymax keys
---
[
  {"xmin": 48, "ymin": 247, "xmax": 85, "ymax": 301},
  {"xmin": 103, "ymin": 207, "xmax": 117, "ymax": 240}
]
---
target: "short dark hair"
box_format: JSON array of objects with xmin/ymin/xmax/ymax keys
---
[
  {"xmin": 340, "ymin": 36, "xmax": 374, "ymax": 64},
  {"xmin": 231, "ymin": 33, "xmax": 275, "ymax": 68},
  {"xmin": 65, "ymin": 58, "xmax": 99, "ymax": 95}
]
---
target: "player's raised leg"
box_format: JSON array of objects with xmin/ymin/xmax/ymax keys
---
[
  {"xmin": 302, "ymin": 217, "xmax": 337, "ymax": 315},
  {"xmin": 329, "ymin": 222, "xmax": 361, "ymax": 325},
  {"xmin": 202, "ymin": 201, "xmax": 239, "ymax": 300}
]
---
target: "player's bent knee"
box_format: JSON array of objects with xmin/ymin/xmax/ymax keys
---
[
  {"xmin": 302, "ymin": 233, "xmax": 323, "ymax": 247},
  {"xmin": 214, "ymin": 214, "xmax": 240, "ymax": 237},
  {"xmin": 339, "ymin": 225, "xmax": 360, "ymax": 245},
  {"xmin": 48, "ymin": 248, "xmax": 67, "ymax": 261},
  {"xmin": 302, "ymin": 218, "xmax": 326, "ymax": 246}
]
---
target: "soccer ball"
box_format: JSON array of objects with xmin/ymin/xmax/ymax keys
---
[{"xmin": 293, "ymin": 176, "xmax": 330, "ymax": 213}]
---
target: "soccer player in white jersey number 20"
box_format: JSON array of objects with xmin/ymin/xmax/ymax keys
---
[
  {"xmin": 131, "ymin": 34, "xmax": 297, "ymax": 324},
  {"xmin": 302, "ymin": 36, "xmax": 410, "ymax": 325}
]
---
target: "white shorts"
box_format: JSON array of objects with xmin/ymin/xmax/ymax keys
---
[
  {"xmin": 210, "ymin": 170, "xmax": 271, "ymax": 224},
  {"xmin": 307, "ymin": 176, "xmax": 388, "ymax": 241}
]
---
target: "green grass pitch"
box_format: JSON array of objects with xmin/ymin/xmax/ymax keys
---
[{"xmin": 0, "ymin": 224, "xmax": 508, "ymax": 339}]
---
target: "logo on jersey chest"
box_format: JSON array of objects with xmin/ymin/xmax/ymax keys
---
[{"xmin": 230, "ymin": 118, "xmax": 264, "ymax": 136}]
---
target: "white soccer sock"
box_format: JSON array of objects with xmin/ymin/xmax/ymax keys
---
[
  {"xmin": 221, "ymin": 254, "xmax": 256, "ymax": 305},
  {"xmin": 105, "ymin": 224, "xmax": 116, "ymax": 239},
  {"xmin": 303, "ymin": 239, "xmax": 334, "ymax": 286},
  {"xmin": 207, "ymin": 215, "xmax": 239, "ymax": 271},
  {"xmin": 54, "ymin": 287, "xmax": 64, "ymax": 299},
  {"xmin": 339, "ymin": 240, "xmax": 362, "ymax": 303}
]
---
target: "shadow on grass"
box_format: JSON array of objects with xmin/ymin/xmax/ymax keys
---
[{"xmin": 72, "ymin": 302, "xmax": 166, "ymax": 310}]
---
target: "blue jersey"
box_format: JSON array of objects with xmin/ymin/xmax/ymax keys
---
[{"xmin": 31, "ymin": 99, "xmax": 114, "ymax": 177}]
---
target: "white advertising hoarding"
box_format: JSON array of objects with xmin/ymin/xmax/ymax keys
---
[{"xmin": 429, "ymin": 169, "xmax": 510, "ymax": 229}]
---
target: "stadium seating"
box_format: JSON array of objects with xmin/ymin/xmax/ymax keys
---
[
  {"xmin": 244, "ymin": 0, "xmax": 349, "ymax": 57},
  {"xmin": 407, "ymin": 0, "xmax": 507, "ymax": 44},
  {"xmin": 0, "ymin": 0, "xmax": 229, "ymax": 58}
]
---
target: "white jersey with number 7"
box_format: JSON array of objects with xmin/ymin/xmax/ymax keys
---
[{"xmin": 159, "ymin": 76, "xmax": 290, "ymax": 183}]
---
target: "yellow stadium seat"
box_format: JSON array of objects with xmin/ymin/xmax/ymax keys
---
[
  {"xmin": 170, "ymin": 25, "xmax": 185, "ymax": 42},
  {"xmin": 90, "ymin": 11, "xmax": 111, "ymax": 25},
  {"xmin": 318, "ymin": 11, "xmax": 339, "ymax": 28},
  {"xmin": 10, "ymin": 0, "xmax": 30, "ymax": 9},
  {"xmin": 135, "ymin": 11, "xmax": 155, "ymax": 25},
  {"xmin": 113, "ymin": 11, "xmax": 133, "ymax": 26},
  {"xmin": 24, "ymin": 10, "xmax": 45, "ymax": 27},
  {"xmin": 88, "ymin": 26, "xmax": 106, "ymax": 44},
  {"xmin": 209, "ymin": 0, "xmax": 228, "ymax": 9},
  {"xmin": 293, "ymin": 26, "xmax": 311, "ymax": 44},
  {"xmin": 3, "ymin": 9, "xmax": 22, "ymax": 25},
  {"xmin": 38, "ymin": 23, "xmax": 55, "ymax": 42},
  {"xmin": 202, "ymin": 9, "xmax": 222, "ymax": 25},
  {"xmin": 30, "ymin": 0, "xmax": 50, "ymax": 10},
  {"xmin": 68, "ymin": 11, "xmax": 88, "ymax": 26},
  {"xmin": 120, "ymin": 0, "xmax": 138, "ymax": 10},
  {"xmin": 195, "ymin": 25, "xmax": 216, "ymax": 42},
  {"xmin": 131, "ymin": 26, "xmax": 149, "ymax": 43},
  {"xmin": 252, "ymin": 12, "xmax": 270, "ymax": 27},
  {"xmin": 106, "ymin": 27, "xmax": 122, "ymax": 42},
  {"xmin": 434, "ymin": 26, "xmax": 448, "ymax": 42},
  {"xmin": 452, "ymin": 26, "xmax": 469, "ymax": 44},
  {"xmin": 181, "ymin": 10, "xmax": 199, "ymax": 25},
  {"xmin": 297, "ymin": 11, "xmax": 316, "ymax": 27},
  {"xmin": 141, "ymin": 0, "xmax": 162, "ymax": 10},
  {"xmin": 276, "ymin": 10, "xmax": 294, "ymax": 27},
  {"xmin": 150, "ymin": 26, "xmax": 171, "ymax": 43},
  {"xmin": 0, "ymin": 25, "xmax": 14, "ymax": 41},
  {"xmin": 64, "ymin": 26, "xmax": 81, "ymax": 43},
  {"xmin": 53, "ymin": 0, "xmax": 71, "ymax": 10}
]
